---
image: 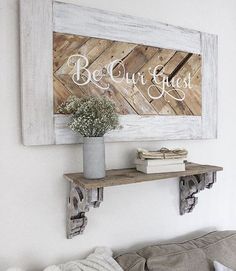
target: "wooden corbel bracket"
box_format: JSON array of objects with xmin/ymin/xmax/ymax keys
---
[
  {"xmin": 67, "ymin": 183, "xmax": 103, "ymax": 239},
  {"xmin": 64, "ymin": 163, "xmax": 222, "ymax": 239},
  {"xmin": 179, "ymin": 172, "xmax": 216, "ymax": 215}
]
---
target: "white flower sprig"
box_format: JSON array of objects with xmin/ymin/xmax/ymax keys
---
[{"xmin": 57, "ymin": 96, "xmax": 120, "ymax": 137}]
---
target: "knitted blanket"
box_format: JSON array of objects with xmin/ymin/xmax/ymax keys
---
[{"xmin": 6, "ymin": 248, "xmax": 123, "ymax": 271}]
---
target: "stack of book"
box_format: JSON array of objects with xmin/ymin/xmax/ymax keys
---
[{"xmin": 135, "ymin": 148, "xmax": 188, "ymax": 174}]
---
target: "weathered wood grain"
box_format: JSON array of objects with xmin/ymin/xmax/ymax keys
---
[
  {"xmin": 113, "ymin": 45, "xmax": 157, "ymax": 76},
  {"xmin": 20, "ymin": 0, "xmax": 55, "ymax": 145},
  {"xmin": 135, "ymin": 49, "xmax": 176, "ymax": 102},
  {"xmin": 201, "ymin": 33, "xmax": 218, "ymax": 138},
  {"xmin": 151, "ymin": 52, "xmax": 194, "ymax": 115},
  {"xmin": 53, "ymin": 1, "xmax": 201, "ymax": 54},
  {"xmin": 106, "ymin": 78, "xmax": 157, "ymax": 115},
  {"xmin": 86, "ymin": 42, "xmax": 137, "ymax": 74},
  {"xmin": 55, "ymin": 37, "xmax": 113, "ymax": 75},
  {"xmin": 64, "ymin": 163, "xmax": 223, "ymax": 189},
  {"xmin": 160, "ymin": 51, "xmax": 189, "ymax": 77},
  {"xmin": 53, "ymin": 76, "xmax": 72, "ymax": 111},
  {"xmin": 54, "ymin": 114, "xmax": 202, "ymax": 144},
  {"xmin": 174, "ymin": 62, "xmax": 202, "ymax": 116},
  {"xmin": 56, "ymin": 75, "xmax": 137, "ymax": 114},
  {"xmin": 53, "ymin": 33, "xmax": 89, "ymax": 72},
  {"xmin": 152, "ymin": 54, "xmax": 202, "ymax": 116},
  {"xmin": 54, "ymin": 33, "xmax": 202, "ymax": 116}
]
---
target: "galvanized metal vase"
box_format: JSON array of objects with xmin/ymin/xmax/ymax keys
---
[{"xmin": 83, "ymin": 137, "xmax": 106, "ymax": 179}]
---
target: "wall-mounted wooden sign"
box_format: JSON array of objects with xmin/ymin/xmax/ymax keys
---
[
  {"xmin": 53, "ymin": 33, "xmax": 202, "ymax": 116},
  {"xmin": 20, "ymin": 0, "xmax": 217, "ymax": 145}
]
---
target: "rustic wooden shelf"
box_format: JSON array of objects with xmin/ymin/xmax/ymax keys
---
[
  {"xmin": 64, "ymin": 162, "xmax": 223, "ymax": 239},
  {"xmin": 64, "ymin": 163, "xmax": 222, "ymax": 189}
]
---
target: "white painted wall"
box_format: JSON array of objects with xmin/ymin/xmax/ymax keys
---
[{"xmin": 1, "ymin": 0, "xmax": 236, "ymax": 270}]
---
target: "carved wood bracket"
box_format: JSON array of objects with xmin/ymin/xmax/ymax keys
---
[
  {"xmin": 67, "ymin": 183, "xmax": 103, "ymax": 239},
  {"xmin": 179, "ymin": 172, "xmax": 217, "ymax": 215}
]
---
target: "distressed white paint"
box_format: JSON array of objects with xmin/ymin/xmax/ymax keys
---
[
  {"xmin": 20, "ymin": 0, "xmax": 217, "ymax": 145},
  {"xmin": 201, "ymin": 33, "xmax": 218, "ymax": 138},
  {"xmin": 53, "ymin": 1, "xmax": 201, "ymax": 54},
  {"xmin": 20, "ymin": 0, "xmax": 54, "ymax": 145},
  {"xmin": 55, "ymin": 115, "xmax": 202, "ymax": 144}
]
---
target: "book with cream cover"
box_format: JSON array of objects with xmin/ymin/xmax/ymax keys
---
[
  {"xmin": 135, "ymin": 158, "xmax": 186, "ymax": 166},
  {"xmin": 136, "ymin": 163, "xmax": 186, "ymax": 174}
]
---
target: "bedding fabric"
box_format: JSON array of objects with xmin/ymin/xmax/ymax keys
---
[
  {"xmin": 115, "ymin": 231, "xmax": 236, "ymax": 271},
  {"xmin": 6, "ymin": 248, "xmax": 123, "ymax": 271},
  {"xmin": 46, "ymin": 247, "xmax": 123, "ymax": 271}
]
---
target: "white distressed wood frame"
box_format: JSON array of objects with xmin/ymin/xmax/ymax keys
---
[{"xmin": 20, "ymin": 0, "xmax": 218, "ymax": 145}]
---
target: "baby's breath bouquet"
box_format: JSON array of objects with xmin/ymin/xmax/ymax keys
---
[
  {"xmin": 58, "ymin": 96, "xmax": 119, "ymax": 137},
  {"xmin": 58, "ymin": 95, "xmax": 120, "ymax": 179}
]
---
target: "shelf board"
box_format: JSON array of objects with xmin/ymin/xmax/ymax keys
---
[{"xmin": 64, "ymin": 162, "xmax": 223, "ymax": 189}]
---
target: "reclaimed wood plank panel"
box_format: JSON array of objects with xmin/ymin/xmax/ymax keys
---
[
  {"xmin": 86, "ymin": 42, "xmax": 137, "ymax": 74},
  {"xmin": 78, "ymin": 78, "xmax": 137, "ymax": 115},
  {"xmin": 151, "ymin": 52, "xmax": 193, "ymax": 115},
  {"xmin": 135, "ymin": 49, "xmax": 176, "ymax": 103},
  {"xmin": 53, "ymin": 33, "xmax": 203, "ymax": 116},
  {"xmin": 153, "ymin": 54, "xmax": 201, "ymax": 116},
  {"xmin": 54, "ymin": 74, "xmax": 86, "ymax": 98},
  {"xmin": 64, "ymin": 163, "xmax": 223, "ymax": 189},
  {"xmin": 53, "ymin": 33, "xmax": 89, "ymax": 71},
  {"xmin": 20, "ymin": 0, "xmax": 54, "ymax": 145},
  {"xmin": 113, "ymin": 45, "xmax": 157, "ymax": 76},
  {"xmin": 53, "ymin": 76, "xmax": 72, "ymax": 111},
  {"xmin": 53, "ymin": 1, "xmax": 201, "ymax": 53},
  {"xmin": 171, "ymin": 55, "xmax": 202, "ymax": 116},
  {"xmin": 106, "ymin": 78, "xmax": 157, "ymax": 115},
  {"xmin": 160, "ymin": 52, "xmax": 189, "ymax": 77},
  {"xmin": 53, "ymin": 34, "xmax": 114, "ymax": 109},
  {"xmin": 55, "ymin": 36, "xmax": 113, "ymax": 76},
  {"xmin": 135, "ymin": 49, "xmax": 177, "ymax": 115}
]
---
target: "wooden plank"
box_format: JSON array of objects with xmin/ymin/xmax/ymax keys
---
[
  {"xmin": 108, "ymin": 79, "xmax": 157, "ymax": 115},
  {"xmin": 113, "ymin": 45, "xmax": 157, "ymax": 76},
  {"xmin": 151, "ymin": 52, "xmax": 194, "ymax": 115},
  {"xmin": 54, "ymin": 115, "xmax": 202, "ymax": 144},
  {"xmin": 135, "ymin": 49, "xmax": 176, "ymax": 103},
  {"xmin": 54, "ymin": 74, "xmax": 86, "ymax": 100},
  {"xmin": 135, "ymin": 49, "xmax": 177, "ymax": 115},
  {"xmin": 189, "ymin": 69, "xmax": 202, "ymax": 115},
  {"xmin": 55, "ymin": 75, "xmax": 137, "ymax": 115},
  {"xmin": 20, "ymin": 0, "xmax": 54, "ymax": 145},
  {"xmin": 173, "ymin": 58, "xmax": 202, "ymax": 116},
  {"xmin": 201, "ymin": 33, "xmax": 218, "ymax": 138},
  {"xmin": 86, "ymin": 41, "xmax": 137, "ymax": 74},
  {"xmin": 55, "ymin": 35, "xmax": 113, "ymax": 76},
  {"xmin": 53, "ymin": 76, "xmax": 72, "ymax": 111},
  {"xmin": 154, "ymin": 54, "xmax": 202, "ymax": 116},
  {"xmin": 160, "ymin": 52, "xmax": 189, "ymax": 77},
  {"xmin": 64, "ymin": 163, "xmax": 223, "ymax": 189},
  {"xmin": 53, "ymin": 33, "xmax": 89, "ymax": 72},
  {"xmin": 53, "ymin": 1, "xmax": 201, "ymax": 54},
  {"xmin": 55, "ymin": 114, "xmax": 83, "ymax": 144}
]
